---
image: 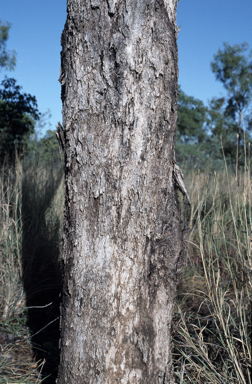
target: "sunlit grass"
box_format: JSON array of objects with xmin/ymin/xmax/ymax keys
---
[{"xmin": 173, "ymin": 160, "xmax": 252, "ymax": 383}]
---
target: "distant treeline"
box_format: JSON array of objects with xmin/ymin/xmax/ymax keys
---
[{"xmin": 1, "ymin": 21, "xmax": 252, "ymax": 169}]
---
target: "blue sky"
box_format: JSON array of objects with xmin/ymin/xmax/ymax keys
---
[{"xmin": 1, "ymin": 0, "xmax": 252, "ymax": 135}]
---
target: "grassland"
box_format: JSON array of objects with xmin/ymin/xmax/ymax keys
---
[{"xmin": 0, "ymin": 154, "xmax": 251, "ymax": 383}]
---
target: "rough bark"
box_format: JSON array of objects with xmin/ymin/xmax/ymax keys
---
[{"xmin": 57, "ymin": 0, "xmax": 183, "ymax": 382}]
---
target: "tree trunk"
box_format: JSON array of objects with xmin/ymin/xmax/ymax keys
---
[
  {"xmin": 237, "ymin": 110, "xmax": 242, "ymax": 187},
  {"xmin": 57, "ymin": 0, "xmax": 183, "ymax": 382}
]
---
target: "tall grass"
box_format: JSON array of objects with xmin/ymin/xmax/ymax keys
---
[
  {"xmin": 173, "ymin": 162, "xmax": 252, "ymax": 383},
  {"xmin": 0, "ymin": 151, "xmax": 251, "ymax": 383},
  {"xmin": 0, "ymin": 160, "xmax": 23, "ymax": 322},
  {"xmin": 0, "ymin": 156, "xmax": 64, "ymax": 383}
]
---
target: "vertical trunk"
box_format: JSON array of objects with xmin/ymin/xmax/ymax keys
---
[
  {"xmin": 57, "ymin": 0, "xmax": 183, "ymax": 383},
  {"xmin": 237, "ymin": 110, "xmax": 241, "ymax": 187}
]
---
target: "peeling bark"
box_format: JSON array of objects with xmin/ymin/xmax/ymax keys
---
[{"xmin": 57, "ymin": 0, "xmax": 183, "ymax": 382}]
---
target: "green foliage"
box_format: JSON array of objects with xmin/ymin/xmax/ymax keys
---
[
  {"xmin": 210, "ymin": 43, "xmax": 252, "ymax": 171},
  {"xmin": 211, "ymin": 42, "xmax": 252, "ymax": 119},
  {"xmin": 0, "ymin": 20, "xmax": 16, "ymax": 71},
  {"xmin": 14, "ymin": 110, "xmax": 62, "ymax": 165},
  {"xmin": 176, "ymin": 87, "xmax": 210, "ymax": 168},
  {"xmin": 0, "ymin": 77, "xmax": 40, "ymax": 163},
  {"xmin": 176, "ymin": 43, "xmax": 252, "ymax": 171},
  {"xmin": 177, "ymin": 86, "xmax": 208, "ymax": 145},
  {"xmin": 207, "ymin": 97, "xmax": 238, "ymax": 163},
  {"xmin": 39, "ymin": 129, "xmax": 61, "ymax": 161},
  {"xmin": 25, "ymin": 129, "xmax": 62, "ymax": 165}
]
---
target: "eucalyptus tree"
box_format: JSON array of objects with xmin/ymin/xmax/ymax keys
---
[
  {"xmin": 175, "ymin": 87, "xmax": 208, "ymax": 167},
  {"xmin": 0, "ymin": 20, "xmax": 16, "ymax": 71},
  {"xmin": 57, "ymin": 0, "xmax": 185, "ymax": 382},
  {"xmin": 211, "ymin": 43, "xmax": 252, "ymax": 179}
]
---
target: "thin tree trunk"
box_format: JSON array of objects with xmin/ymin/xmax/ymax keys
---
[
  {"xmin": 237, "ymin": 110, "xmax": 242, "ymax": 186},
  {"xmin": 57, "ymin": 0, "xmax": 183, "ymax": 382}
]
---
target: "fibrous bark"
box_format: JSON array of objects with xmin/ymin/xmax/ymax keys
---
[{"xmin": 57, "ymin": 0, "xmax": 183, "ymax": 382}]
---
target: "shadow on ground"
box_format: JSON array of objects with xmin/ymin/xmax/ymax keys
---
[{"xmin": 21, "ymin": 160, "xmax": 64, "ymax": 383}]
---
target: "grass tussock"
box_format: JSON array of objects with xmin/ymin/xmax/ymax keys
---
[{"xmin": 173, "ymin": 162, "xmax": 252, "ymax": 383}]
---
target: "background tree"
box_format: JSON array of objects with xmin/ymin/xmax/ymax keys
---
[
  {"xmin": 57, "ymin": 0, "xmax": 183, "ymax": 382},
  {"xmin": 0, "ymin": 21, "xmax": 41, "ymax": 163},
  {"xmin": 211, "ymin": 43, "xmax": 252, "ymax": 179},
  {"xmin": 24, "ymin": 109, "xmax": 62, "ymax": 164},
  {"xmin": 0, "ymin": 20, "xmax": 16, "ymax": 71},
  {"xmin": 176, "ymin": 86, "xmax": 208, "ymax": 168},
  {"xmin": 27, "ymin": 128, "xmax": 62, "ymax": 164},
  {"xmin": 0, "ymin": 77, "xmax": 40, "ymax": 163},
  {"xmin": 205, "ymin": 96, "xmax": 246, "ymax": 170},
  {"xmin": 176, "ymin": 86, "xmax": 207, "ymax": 145}
]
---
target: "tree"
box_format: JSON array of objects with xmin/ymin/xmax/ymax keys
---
[
  {"xmin": 24, "ymin": 110, "xmax": 63, "ymax": 164},
  {"xmin": 176, "ymin": 86, "xmax": 207, "ymax": 145},
  {"xmin": 211, "ymin": 43, "xmax": 252, "ymax": 179},
  {"xmin": 57, "ymin": 0, "xmax": 184, "ymax": 383},
  {"xmin": 175, "ymin": 87, "xmax": 208, "ymax": 167},
  {"xmin": 206, "ymin": 97, "xmax": 239, "ymax": 167},
  {"xmin": 0, "ymin": 21, "xmax": 16, "ymax": 71},
  {"xmin": 0, "ymin": 77, "xmax": 40, "ymax": 162}
]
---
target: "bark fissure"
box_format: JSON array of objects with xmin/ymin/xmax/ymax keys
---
[{"xmin": 57, "ymin": 0, "xmax": 182, "ymax": 382}]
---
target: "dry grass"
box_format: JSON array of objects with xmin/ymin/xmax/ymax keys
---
[
  {"xmin": 0, "ymin": 157, "xmax": 64, "ymax": 384},
  {"xmin": 0, "ymin": 151, "xmax": 251, "ymax": 383},
  {"xmin": 173, "ymin": 159, "xmax": 252, "ymax": 383}
]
